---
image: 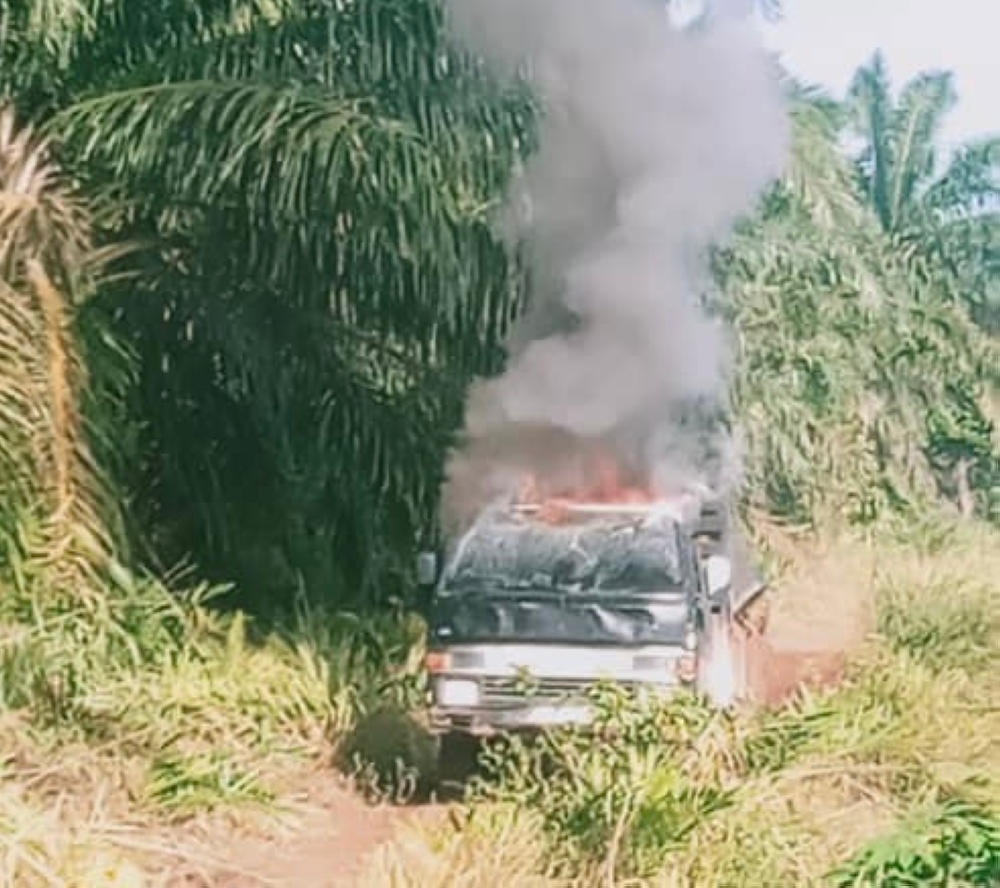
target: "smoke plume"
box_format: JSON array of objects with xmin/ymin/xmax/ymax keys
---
[{"xmin": 441, "ymin": 0, "xmax": 788, "ymax": 529}]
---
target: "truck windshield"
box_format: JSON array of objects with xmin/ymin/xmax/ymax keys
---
[{"xmin": 442, "ymin": 509, "xmax": 688, "ymax": 595}]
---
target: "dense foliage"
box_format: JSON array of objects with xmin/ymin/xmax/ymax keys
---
[{"xmin": 1, "ymin": 0, "xmax": 997, "ymax": 612}]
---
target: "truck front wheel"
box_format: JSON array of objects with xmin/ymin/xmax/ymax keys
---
[{"xmin": 437, "ymin": 731, "xmax": 480, "ymax": 793}]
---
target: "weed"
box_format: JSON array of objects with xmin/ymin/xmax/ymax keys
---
[
  {"xmin": 831, "ymin": 798, "xmax": 1000, "ymax": 887},
  {"xmin": 0, "ymin": 553, "xmax": 426, "ymax": 882},
  {"xmin": 877, "ymin": 576, "xmax": 996, "ymax": 672},
  {"xmin": 471, "ymin": 685, "xmax": 737, "ymax": 882},
  {"xmin": 355, "ymin": 805, "xmax": 558, "ymax": 888},
  {"xmin": 144, "ymin": 752, "xmax": 274, "ymax": 819}
]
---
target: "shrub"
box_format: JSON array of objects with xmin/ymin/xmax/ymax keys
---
[
  {"xmin": 831, "ymin": 798, "xmax": 1000, "ymax": 888},
  {"xmin": 472, "ymin": 685, "xmax": 737, "ymax": 882}
]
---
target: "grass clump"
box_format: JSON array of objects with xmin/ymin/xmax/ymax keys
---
[
  {"xmin": 471, "ymin": 687, "xmax": 736, "ymax": 883},
  {"xmin": 0, "ymin": 787, "xmax": 146, "ymax": 888},
  {"xmin": 873, "ymin": 522, "xmax": 1000, "ymax": 673},
  {"xmin": 144, "ymin": 751, "xmax": 274, "ymax": 820},
  {"xmin": 356, "ymin": 806, "xmax": 558, "ymax": 888}
]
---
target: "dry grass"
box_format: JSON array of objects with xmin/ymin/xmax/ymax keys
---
[
  {"xmin": 0, "ymin": 105, "xmax": 127, "ymax": 603},
  {"xmin": 0, "ymin": 572, "xmax": 427, "ymax": 886},
  {"xmin": 352, "ymin": 806, "xmax": 559, "ymax": 888},
  {"xmin": 0, "ymin": 756, "xmax": 335, "ymax": 888},
  {"xmin": 0, "ymin": 662, "xmax": 325, "ymax": 888}
]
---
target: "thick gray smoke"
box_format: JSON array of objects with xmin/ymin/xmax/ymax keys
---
[{"xmin": 441, "ymin": 0, "xmax": 788, "ymax": 529}]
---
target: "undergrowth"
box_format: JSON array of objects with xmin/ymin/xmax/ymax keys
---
[
  {"xmin": 0, "ymin": 550, "xmax": 426, "ymax": 885},
  {"xmin": 1, "ymin": 518, "xmax": 998, "ymax": 886}
]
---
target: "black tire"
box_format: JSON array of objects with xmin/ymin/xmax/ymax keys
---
[{"xmin": 437, "ymin": 731, "xmax": 480, "ymax": 792}]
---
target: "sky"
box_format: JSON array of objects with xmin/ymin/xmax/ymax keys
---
[{"xmin": 761, "ymin": 0, "xmax": 998, "ymax": 149}]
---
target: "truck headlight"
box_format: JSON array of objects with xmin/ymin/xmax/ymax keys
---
[{"xmin": 435, "ymin": 678, "xmax": 480, "ymax": 707}]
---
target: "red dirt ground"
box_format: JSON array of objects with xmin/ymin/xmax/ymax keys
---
[
  {"xmin": 167, "ymin": 779, "xmax": 446, "ymax": 887},
  {"xmin": 748, "ymin": 634, "xmax": 847, "ymax": 706}
]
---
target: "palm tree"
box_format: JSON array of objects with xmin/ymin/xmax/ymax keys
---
[
  {"xmin": 2, "ymin": 0, "xmax": 537, "ymax": 607},
  {"xmin": 0, "ymin": 1, "xmax": 995, "ymax": 613},
  {"xmin": 0, "ymin": 105, "xmax": 126, "ymax": 598},
  {"xmin": 716, "ymin": 79, "xmax": 999, "ymax": 524},
  {"xmin": 846, "ymin": 51, "xmax": 1000, "ymax": 333}
]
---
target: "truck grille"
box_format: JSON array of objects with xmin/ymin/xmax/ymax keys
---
[{"xmin": 479, "ymin": 676, "xmax": 642, "ymax": 707}]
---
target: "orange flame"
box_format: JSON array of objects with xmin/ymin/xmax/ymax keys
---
[{"xmin": 516, "ymin": 453, "xmax": 660, "ymax": 522}]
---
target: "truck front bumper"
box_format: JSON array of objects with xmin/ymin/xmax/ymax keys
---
[{"xmin": 430, "ymin": 701, "xmax": 595, "ymax": 736}]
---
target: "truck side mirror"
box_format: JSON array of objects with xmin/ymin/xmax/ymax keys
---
[
  {"xmin": 415, "ymin": 551, "xmax": 438, "ymax": 587},
  {"xmin": 704, "ymin": 554, "xmax": 732, "ymax": 603}
]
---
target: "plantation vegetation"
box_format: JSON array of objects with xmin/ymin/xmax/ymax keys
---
[{"xmin": 0, "ymin": 1, "xmax": 998, "ymax": 886}]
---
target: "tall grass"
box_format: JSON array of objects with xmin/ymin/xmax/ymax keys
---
[{"xmin": 0, "ymin": 550, "xmax": 428, "ymax": 884}]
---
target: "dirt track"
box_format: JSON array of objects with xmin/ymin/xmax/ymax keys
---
[
  {"xmin": 170, "ymin": 530, "xmax": 871, "ymax": 885},
  {"xmin": 177, "ymin": 619, "xmax": 848, "ymax": 887}
]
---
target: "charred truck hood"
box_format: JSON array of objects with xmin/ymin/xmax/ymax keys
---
[{"xmin": 431, "ymin": 506, "xmax": 698, "ymax": 647}]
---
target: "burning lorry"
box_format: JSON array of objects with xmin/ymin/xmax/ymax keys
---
[{"xmin": 416, "ymin": 485, "xmax": 767, "ymax": 746}]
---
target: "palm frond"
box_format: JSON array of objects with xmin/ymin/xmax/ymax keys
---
[
  {"xmin": 846, "ymin": 51, "xmax": 895, "ymax": 230},
  {"xmin": 4, "ymin": 0, "xmax": 995, "ymax": 612},
  {"xmin": 923, "ymin": 136, "xmax": 1000, "ymax": 219},
  {"xmin": 0, "ymin": 105, "xmax": 93, "ymax": 284},
  {"xmin": 27, "ymin": 0, "xmax": 537, "ymax": 602},
  {"xmin": 0, "ymin": 104, "xmax": 122, "ymax": 596},
  {"xmin": 783, "ymin": 80, "xmax": 868, "ymax": 232},
  {"xmin": 50, "ymin": 78, "xmax": 522, "ymax": 354},
  {"xmin": 888, "ymin": 70, "xmax": 956, "ymax": 229},
  {"xmin": 719, "ymin": 93, "xmax": 1000, "ymax": 524}
]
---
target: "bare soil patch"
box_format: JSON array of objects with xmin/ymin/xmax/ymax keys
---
[
  {"xmin": 741, "ymin": 532, "xmax": 874, "ymax": 706},
  {"xmin": 747, "ymin": 632, "xmax": 847, "ymax": 706},
  {"xmin": 208, "ymin": 792, "xmax": 398, "ymax": 887},
  {"xmin": 152, "ymin": 768, "xmax": 444, "ymax": 887}
]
